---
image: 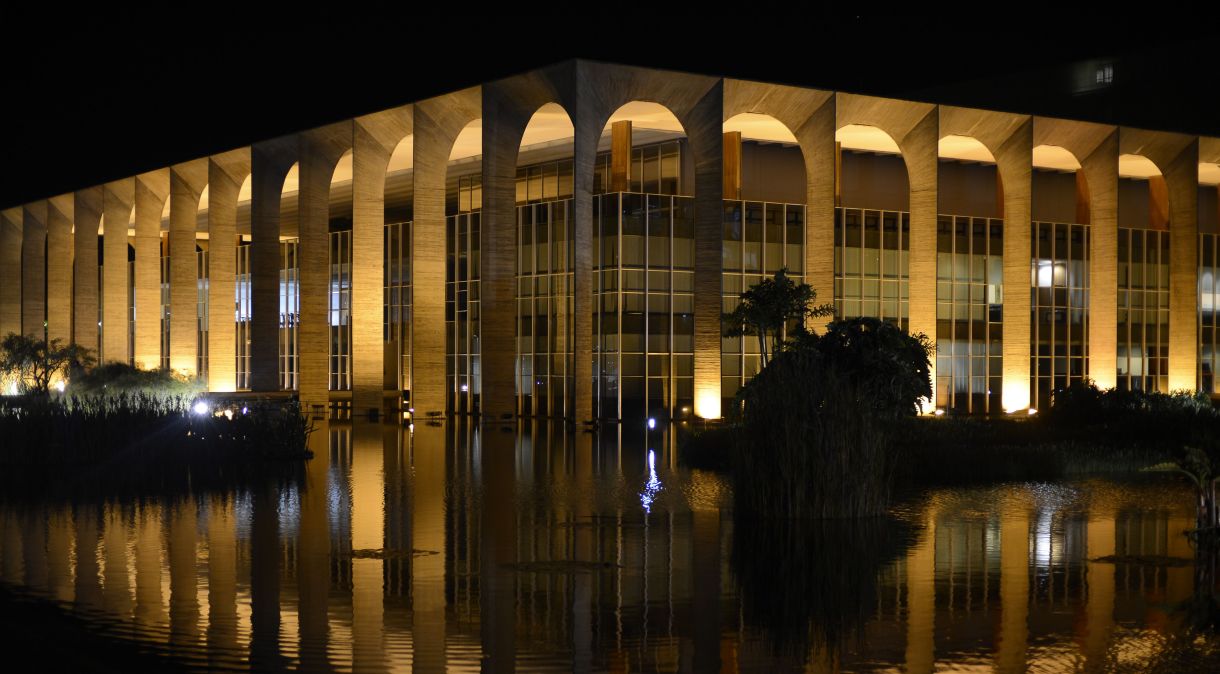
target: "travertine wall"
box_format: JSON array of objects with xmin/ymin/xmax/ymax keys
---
[
  {"xmin": 412, "ymin": 87, "xmax": 480, "ymax": 417},
  {"xmin": 249, "ymin": 137, "xmax": 296, "ymax": 392},
  {"xmin": 21, "ymin": 202, "xmax": 46, "ymax": 338},
  {"xmin": 207, "ymin": 149, "xmax": 250, "ymax": 392},
  {"xmin": 72, "ymin": 187, "xmax": 102, "ymax": 352},
  {"xmin": 133, "ymin": 170, "xmax": 168, "ymax": 370},
  {"xmin": 298, "ymin": 124, "xmax": 351, "ymax": 409},
  {"xmin": 0, "ymin": 209, "xmax": 20, "ymax": 339},
  {"xmin": 352, "ymin": 107, "xmax": 412, "ymax": 415},
  {"xmin": 169, "ymin": 161, "xmax": 207, "ymax": 375},
  {"xmin": 102, "ymin": 179, "xmax": 134, "ymax": 364},
  {"xmin": 46, "ymin": 194, "xmax": 73, "ymax": 345}
]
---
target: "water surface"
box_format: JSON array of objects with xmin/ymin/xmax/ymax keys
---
[{"xmin": 0, "ymin": 420, "xmax": 1214, "ymax": 672}]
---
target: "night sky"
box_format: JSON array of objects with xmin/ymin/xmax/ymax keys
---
[{"xmin": 1, "ymin": 9, "xmax": 1218, "ymax": 210}]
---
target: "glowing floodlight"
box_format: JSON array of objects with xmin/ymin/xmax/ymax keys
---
[{"xmin": 192, "ymin": 400, "xmax": 210, "ymax": 416}]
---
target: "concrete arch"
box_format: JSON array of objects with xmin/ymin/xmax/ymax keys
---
[
  {"xmin": 298, "ymin": 122, "xmax": 353, "ymax": 407},
  {"xmin": 72, "ymin": 186, "xmax": 103, "ymax": 353},
  {"xmin": 483, "ymin": 61, "xmax": 723, "ymax": 420},
  {"xmin": 20, "ymin": 201, "xmax": 47, "ymax": 339},
  {"xmin": 101, "ymin": 179, "xmax": 134, "ymax": 364},
  {"xmin": 1034, "ymin": 117, "xmax": 1119, "ymax": 389},
  {"xmin": 0, "ymin": 209, "xmax": 22, "ymax": 340},
  {"xmin": 133, "ymin": 169, "xmax": 169, "ymax": 370},
  {"xmin": 412, "ymin": 86, "xmax": 481, "ymax": 417},
  {"xmin": 46, "ymin": 194, "xmax": 73, "ymax": 346},
  {"xmin": 249, "ymin": 136, "xmax": 298, "ymax": 392},
  {"xmin": 350, "ymin": 105, "xmax": 412, "ymax": 413},
  {"xmin": 1119, "ymin": 128, "xmax": 1198, "ymax": 391},
  {"xmin": 207, "ymin": 148, "xmax": 251, "ymax": 393},
  {"xmin": 514, "ymin": 102, "xmax": 576, "ymax": 419},
  {"xmin": 167, "ymin": 160, "xmax": 208, "ymax": 375},
  {"xmin": 837, "ymin": 93, "xmax": 938, "ymax": 409},
  {"xmin": 722, "ymin": 81, "xmax": 836, "ymax": 334},
  {"xmin": 940, "ymin": 106, "xmax": 1033, "ymax": 411}
]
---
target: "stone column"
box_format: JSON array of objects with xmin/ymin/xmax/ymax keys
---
[
  {"xmin": 481, "ymin": 87, "xmax": 530, "ymax": 422},
  {"xmin": 207, "ymin": 150, "xmax": 250, "ymax": 393},
  {"xmin": 1084, "ymin": 133, "xmax": 1119, "ymax": 389},
  {"xmin": 46, "ymin": 195, "xmax": 74, "ymax": 346},
  {"xmin": 298, "ymin": 125, "xmax": 351, "ymax": 409},
  {"xmin": 996, "ymin": 121, "xmax": 1033, "ymax": 410},
  {"xmin": 249, "ymin": 138, "xmax": 296, "ymax": 392},
  {"xmin": 804, "ymin": 98, "xmax": 837, "ymax": 332},
  {"xmin": 21, "ymin": 202, "xmax": 47, "ymax": 338},
  {"xmin": 1166, "ymin": 141, "xmax": 1200, "ymax": 391},
  {"xmin": 572, "ymin": 92, "xmax": 598, "ymax": 422},
  {"xmin": 0, "ymin": 208, "xmax": 20, "ymax": 339},
  {"xmin": 688, "ymin": 82, "xmax": 725, "ymax": 420},
  {"xmin": 904, "ymin": 110, "xmax": 939, "ymax": 410},
  {"xmin": 134, "ymin": 170, "xmax": 168, "ymax": 370},
  {"xmin": 170, "ymin": 161, "xmax": 208, "ymax": 376},
  {"xmin": 353, "ymin": 109, "xmax": 411, "ymax": 415},
  {"xmin": 413, "ymin": 89, "xmax": 480, "ymax": 417},
  {"xmin": 103, "ymin": 180, "xmax": 134, "ymax": 364},
  {"xmin": 73, "ymin": 187, "xmax": 102, "ymax": 352}
]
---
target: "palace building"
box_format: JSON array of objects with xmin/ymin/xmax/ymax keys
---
[{"xmin": 1, "ymin": 59, "xmax": 1218, "ymax": 420}]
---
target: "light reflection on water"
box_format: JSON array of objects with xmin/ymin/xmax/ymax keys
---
[{"xmin": 0, "ymin": 419, "xmax": 1213, "ymax": 672}]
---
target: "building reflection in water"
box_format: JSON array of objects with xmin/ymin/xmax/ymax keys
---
[{"xmin": 0, "ymin": 420, "xmax": 1207, "ymax": 672}]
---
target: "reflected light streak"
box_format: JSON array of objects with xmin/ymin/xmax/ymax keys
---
[{"xmin": 640, "ymin": 450, "xmax": 662, "ymax": 514}]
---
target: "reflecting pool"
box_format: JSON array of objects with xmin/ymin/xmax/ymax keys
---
[{"xmin": 0, "ymin": 419, "xmax": 1217, "ymax": 672}]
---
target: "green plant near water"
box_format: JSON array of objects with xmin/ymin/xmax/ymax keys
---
[
  {"xmin": 732, "ymin": 316, "xmax": 933, "ymax": 518},
  {"xmin": 0, "ymin": 333, "xmax": 93, "ymax": 395},
  {"xmin": 722, "ymin": 267, "xmax": 834, "ymax": 368}
]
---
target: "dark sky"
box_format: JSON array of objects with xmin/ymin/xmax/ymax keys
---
[{"xmin": 2, "ymin": 9, "xmax": 1218, "ymax": 210}]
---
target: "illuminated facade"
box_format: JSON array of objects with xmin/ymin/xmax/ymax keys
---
[{"xmin": 1, "ymin": 60, "xmax": 1219, "ymax": 418}]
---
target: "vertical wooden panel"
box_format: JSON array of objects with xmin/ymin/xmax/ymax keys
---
[
  {"xmin": 722, "ymin": 131, "xmax": 742, "ymax": 200},
  {"xmin": 1149, "ymin": 174, "xmax": 1170, "ymax": 230},
  {"xmin": 610, "ymin": 120, "xmax": 632, "ymax": 193}
]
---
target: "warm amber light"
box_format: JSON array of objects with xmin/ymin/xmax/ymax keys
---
[{"xmin": 694, "ymin": 389, "xmax": 721, "ymax": 420}]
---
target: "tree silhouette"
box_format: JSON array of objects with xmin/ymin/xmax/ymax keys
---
[{"xmin": 722, "ymin": 268, "xmax": 834, "ymax": 367}]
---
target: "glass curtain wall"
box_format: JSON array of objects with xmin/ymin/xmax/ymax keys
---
[
  {"xmin": 517, "ymin": 199, "xmax": 574, "ymax": 417},
  {"xmin": 833, "ymin": 207, "xmax": 910, "ymax": 329},
  {"xmin": 592, "ymin": 140, "xmax": 683, "ymax": 194},
  {"xmin": 236, "ymin": 240, "xmax": 252, "ymax": 390},
  {"xmin": 1200, "ymin": 233, "xmax": 1220, "ymax": 393},
  {"xmin": 446, "ymin": 211, "xmax": 481, "ymax": 413},
  {"xmin": 279, "ymin": 239, "xmax": 300, "ymax": 391},
  {"xmin": 592, "ymin": 193, "xmax": 695, "ymax": 420},
  {"xmin": 721, "ymin": 200, "xmax": 806, "ymax": 404},
  {"xmin": 329, "ymin": 229, "xmax": 352, "ymax": 391},
  {"xmin": 1030, "ymin": 221, "xmax": 1089, "ymax": 409},
  {"xmin": 935, "ymin": 215, "xmax": 1003, "ymax": 414},
  {"xmin": 1117, "ymin": 228, "xmax": 1169, "ymax": 391},
  {"xmin": 385, "ymin": 221, "xmax": 412, "ymax": 394},
  {"xmin": 197, "ymin": 248, "xmax": 208, "ymax": 379}
]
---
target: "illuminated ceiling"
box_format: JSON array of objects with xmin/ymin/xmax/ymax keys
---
[
  {"xmin": 1200, "ymin": 163, "xmax": 1220, "ymax": 185},
  {"xmin": 938, "ymin": 135, "xmax": 995, "ymax": 163},
  {"xmin": 723, "ymin": 113, "xmax": 797, "ymax": 143},
  {"xmin": 1118, "ymin": 154, "xmax": 1162, "ymax": 179},
  {"xmin": 836, "ymin": 124, "xmax": 900, "ymax": 154},
  {"xmin": 1032, "ymin": 145, "xmax": 1081, "ymax": 171}
]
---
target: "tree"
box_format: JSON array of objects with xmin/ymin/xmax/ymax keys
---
[
  {"xmin": 0, "ymin": 333, "xmax": 95, "ymax": 395},
  {"xmin": 721, "ymin": 268, "xmax": 834, "ymax": 368}
]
